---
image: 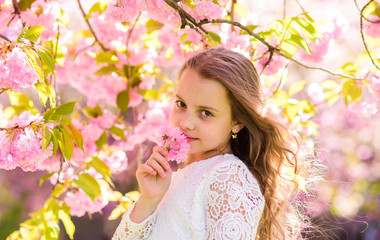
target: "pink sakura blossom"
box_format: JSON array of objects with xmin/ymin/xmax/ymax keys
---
[
  {"xmin": 348, "ymin": 101, "xmax": 378, "ymax": 118},
  {"xmin": 64, "ymin": 188, "xmax": 108, "ymax": 217},
  {"xmin": 369, "ymin": 73, "xmax": 380, "ymax": 100},
  {"xmin": 257, "ymin": 52, "xmax": 286, "ymax": 75},
  {"xmin": 0, "ymin": 47, "xmax": 38, "ymax": 90},
  {"xmin": 155, "ymin": 126, "xmax": 190, "ymax": 163},
  {"xmin": 308, "ymin": 82, "xmax": 326, "ymax": 104},
  {"xmin": 190, "ymin": 1, "xmax": 224, "ymax": 22},
  {"xmin": 99, "ymin": 150, "xmax": 128, "ymax": 173},
  {"xmin": 19, "ymin": 0, "xmax": 61, "ymax": 41},
  {"xmin": 104, "ymin": 0, "xmax": 140, "ymax": 23},
  {"xmin": 0, "ymin": 112, "xmax": 53, "ymax": 171},
  {"xmin": 123, "ymin": 100, "xmax": 172, "ymax": 150},
  {"xmin": 143, "ymin": 0, "xmax": 181, "ymax": 26},
  {"xmin": 298, "ymin": 33, "xmax": 333, "ymax": 64},
  {"xmin": 90, "ymin": 110, "xmax": 117, "ymax": 129},
  {"xmin": 255, "ymin": 38, "xmax": 287, "ymax": 75},
  {"xmin": 83, "ymin": 74, "xmax": 126, "ymax": 108},
  {"xmin": 363, "ymin": 15, "xmax": 380, "ymax": 38},
  {"xmin": 89, "ymin": 12, "xmax": 127, "ymax": 46},
  {"xmin": 222, "ymin": 30, "xmax": 250, "ymax": 50}
]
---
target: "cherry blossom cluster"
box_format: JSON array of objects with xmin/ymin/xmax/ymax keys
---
[
  {"xmin": 0, "ymin": 44, "xmax": 39, "ymax": 91},
  {"xmin": 155, "ymin": 125, "xmax": 190, "ymax": 163},
  {"xmin": 0, "ymin": 111, "xmax": 52, "ymax": 171}
]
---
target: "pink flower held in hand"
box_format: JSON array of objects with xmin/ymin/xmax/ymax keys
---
[{"xmin": 155, "ymin": 126, "xmax": 190, "ymax": 163}]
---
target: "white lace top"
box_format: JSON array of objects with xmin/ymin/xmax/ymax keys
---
[{"xmin": 112, "ymin": 154, "xmax": 265, "ymax": 240}]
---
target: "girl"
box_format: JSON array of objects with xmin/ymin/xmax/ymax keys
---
[{"xmin": 113, "ymin": 47, "xmax": 306, "ymax": 239}]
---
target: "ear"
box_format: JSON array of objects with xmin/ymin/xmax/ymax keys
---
[{"xmin": 232, "ymin": 122, "xmax": 244, "ymax": 133}]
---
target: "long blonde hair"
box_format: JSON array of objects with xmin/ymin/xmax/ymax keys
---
[{"xmin": 179, "ymin": 47, "xmax": 312, "ymax": 239}]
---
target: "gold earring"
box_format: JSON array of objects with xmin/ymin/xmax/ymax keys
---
[{"xmin": 232, "ymin": 129, "xmax": 237, "ymax": 139}]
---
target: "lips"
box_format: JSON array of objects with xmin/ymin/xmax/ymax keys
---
[{"xmin": 183, "ymin": 133, "xmax": 198, "ymax": 142}]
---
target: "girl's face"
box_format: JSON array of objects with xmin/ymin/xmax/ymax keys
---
[{"xmin": 170, "ymin": 68, "xmax": 241, "ymax": 164}]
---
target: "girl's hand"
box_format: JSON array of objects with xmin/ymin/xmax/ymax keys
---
[{"xmin": 136, "ymin": 146, "xmax": 172, "ymax": 202}]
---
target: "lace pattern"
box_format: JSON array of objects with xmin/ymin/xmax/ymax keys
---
[
  {"xmin": 112, "ymin": 202, "xmax": 157, "ymax": 240},
  {"xmin": 206, "ymin": 161, "xmax": 265, "ymax": 239},
  {"xmin": 112, "ymin": 154, "xmax": 265, "ymax": 240}
]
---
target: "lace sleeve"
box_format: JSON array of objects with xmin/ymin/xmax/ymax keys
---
[
  {"xmin": 112, "ymin": 202, "xmax": 157, "ymax": 240},
  {"xmin": 206, "ymin": 160, "xmax": 265, "ymax": 240}
]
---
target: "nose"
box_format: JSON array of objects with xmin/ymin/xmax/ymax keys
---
[{"xmin": 180, "ymin": 112, "xmax": 195, "ymax": 131}]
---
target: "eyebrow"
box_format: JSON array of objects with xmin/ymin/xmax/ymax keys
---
[{"xmin": 175, "ymin": 94, "xmax": 220, "ymax": 112}]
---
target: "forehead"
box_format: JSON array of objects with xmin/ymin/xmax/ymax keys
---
[{"xmin": 176, "ymin": 69, "xmax": 230, "ymax": 109}]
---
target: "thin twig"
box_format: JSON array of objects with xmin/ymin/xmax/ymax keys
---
[
  {"xmin": 76, "ymin": 0, "xmax": 108, "ymax": 51},
  {"xmin": 126, "ymin": 12, "xmax": 141, "ymax": 82},
  {"xmin": 294, "ymin": 0, "xmax": 306, "ymax": 13},
  {"xmin": 74, "ymin": 41, "xmax": 96, "ymax": 59},
  {"xmin": 360, "ymin": 1, "xmax": 380, "ymax": 70},
  {"xmin": 260, "ymin": 50, "xmax": 274, "ymax": 75},
  {"xmin": 0, "ymin": 34, "xmax": 11, "ymax": 42},
  {"xmin": 355, "ymin": 0, "xmax": 380, "ymax": 23},
  {"xmin": 283, "ymin": 0, "xmax": 287, "ymax": 19},
  {"xmin": 163, "ymin": 0, "xmax": 365, "ymax": 80}
]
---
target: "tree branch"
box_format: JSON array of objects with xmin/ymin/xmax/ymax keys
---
[
  {"xmin": 0, "ymin": 34, "xmax": 11, "ymax": 42},
  {"xmin": 76, "ymin": 0, "xmax": 108, "ymax": 51},
  {"xmin": 162, "ymin": 0, "xmax": 366, "ymax": 80},
  {"xmin": 360, "ymin": 1, "xmax": 380, "ymax": 70}
]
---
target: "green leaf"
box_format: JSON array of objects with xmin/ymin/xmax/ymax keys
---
[
  {"xmin": 146, "ymin": 19, "xmax": 164, "ymax": 34},
  {"xmin": 376, "ymin": 5, "xmax": 380, "ymax": 18},
  {"xmin": 24, "ymin": 25, "xmax": 46, "ymax": 42},
  {"xmin": 136, "ymin": 89, "xmax": 160, "ymax": 101},
  {"xmin": 36, "ymin": 47, "xmax": 55, "ymax": 73},
  {"xmin": 39, "ymin": 172, "xmax": 56, "ymax": 186},
  {"xmin": 95, "ymin": 52, "xmax": 118, "ymax": 63},
  {"xmin": 17, "ymin": 25, "xmax": 29, "ymax": 42},
  {"xmin": 55, "ymin": 101, "xmax": 76, "ymax": 116},
  {"xmin": 44, "ymin": 108, "xmax": 57, "ymax": 121},
  {"xmin": 59, "ymin": 204, "xmax": 75, "ymax": 240},
  {"xmin": 88, "ymin": 157, "xmax": 113, "ymax": 186},
  {"xmin": 42, "ymin": 125, "xmax": 52, "ymax": 151},
  {"xmin": 18, "ymin": 0, "xmax": 36, "ymax": 11},
  {"xmin": 59, "ymin": 126, "xmax": 74, "ymax": 160},
  {"xmin": 292, "ymin": 16, "xmax": 318, "ymax": 40},
  {"xmin": 51, "ymin": 131, "xmax": 58, "ymax": 156},
  {"xmin": 8, "ymin": 92, "xmax": 34, "ymax": 107},
  {"xmin": 342, "ymin": 79, "xmax": 362, "ymax": 104},
  {"xmin": 87, "ymin": 1, "xmax": 109, "ymax": 19},
  {"xmin": 110, "ymin": 126, "xmax": 125, "ymax": 140},
  {"xmin": 95, "ymin": 131, "xmax": 108, "ymax": 148},
  {"xmin": 288, "ymin": 80, "xmax": 306, "ymax": 97},
  {"xmin": 23, "ymin": 47, "xmax": 44, "ymax": 81},
  {"xmin": 280, "ymin": 40, "xmax": 299, "ymax": 56},
  {"xmin": 208, "ymin": 31, "xmax": 221, "ymax": 44},
  {"xmin": 290, "ymin": 34, "xmax": 311, "ymax": 54},
  {"xmin": 341, "ymin": 62, "xmax": 359, "ymax": 75},
  {"xmin": 95, "ymin": 65, "xmax": 120, "ymax": 75},
  {"xmin": 82, "ymin": 104, "xmax": 103, "ymax": 118},
  {"xmin": 64, "ymin": 123, "xmax": 84, "ymax": 152},
  {"xmin": 117, "ymin": 89, "xmax": 130, "ymax": 113},
  {"xmin": 182, "ymin": 0, "xmax": 195, "ymax": 9},
  {"xmin": 180, "ymin": 33, "xmax": 188, "ymax": 42},
  {"xmin": 35, "ymin": 82, "xmax": 49, "ymax": 107},
  {"xmin": 74, "ymin": 173, "xmax": 101, "ymax": 201},
  {"xmin": 51, "ymin": 184, "xmax": 66, "ymax": 198},
  {"xmin": 240, "ymin": 25, "xmax": 258, "ymax": 35}
]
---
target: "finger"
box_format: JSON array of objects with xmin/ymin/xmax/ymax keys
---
[
  {"xmin": 146, "ymin": 159, "xmax": 167, "ymax": 177},
  {"xmin": 153, "ymin": 145, "xmax": 168, "ymax": 157},
  {"xmin": 137, "ymin": 163, "xmax": 157, "ymax": 176},
  {"xmin": 151, "ymin": 152, "xmax": 171, "ymax": 171}
]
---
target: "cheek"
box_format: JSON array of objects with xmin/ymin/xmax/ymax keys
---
[{"xmin": 170, "ymin": 109, "xmax": 178, "ymax": 126}]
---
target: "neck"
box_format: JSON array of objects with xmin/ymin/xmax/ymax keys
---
[{"xmin": 183, "ymin": 145, "xmax": 232, "ymax": 167}]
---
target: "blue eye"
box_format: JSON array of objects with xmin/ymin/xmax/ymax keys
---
[
  {"xmin": 176, "ymin": 100, "xmax": 186, "ymax": 108},
  {"xmin": 201, "ymin": 110, "xmax": 213, "ymax": 117}
]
